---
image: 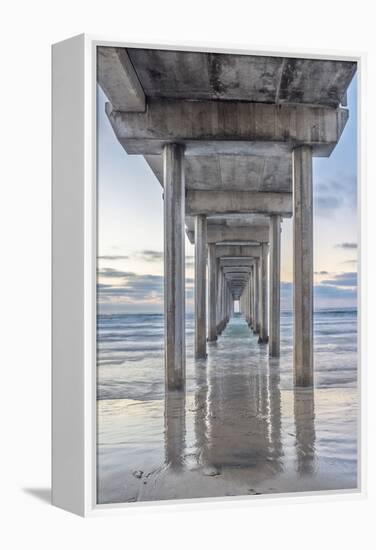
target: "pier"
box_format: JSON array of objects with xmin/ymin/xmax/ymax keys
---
[{"xmin": 98, "ymin": 46, "xmax": 356, "ymax": 390}]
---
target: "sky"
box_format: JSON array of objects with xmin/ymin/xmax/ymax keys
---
[{"xmin": 97, "ymin": 70, "xmax": 358, "ymax": 314}]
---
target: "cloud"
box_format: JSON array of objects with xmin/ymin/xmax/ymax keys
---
[
  {"xmin": 314, "ymin": 270, "xmax": 329, "ymax": 275},
  {"xmin": 99, "ymin": 251, "xmax": 195, "ymax": 268},
  {"xmin": 335, "ymin": 242, "xmax": 357, "ymax": 250},
  {"xmin": 98, "ymin": 268, "xmax": 195, "ymax": 305},
  {"xmin": 135, "ymin": 250, "xmax": 194, "ymax": 266},
  {"xmin": 98, "ymin": 255, "xmax": 129, "ymax": 260},
  {"xmin": 321, "ymin": 272, "xmax": 357, "ymax": 287},
  {"xmin": 342, "ymin": 259, "xmax": 357, "ymax": 265},
  {"xmin": 136, "ymin": 250, "xmax": 163, "ymax": 262},
  {"xmin": 98, "ymin": 268, "xmax": 136, "ymax": 278},
  {"xmin": 314, "ymin": 174, "xmax": 356, "ymax": 216},
  {"xmin": 280, "ymin": 279, "xmax": 357, "ymax": 310},
  {"xmin": 98, "ymin": 272, "xmax": 164, "ymax": 303}
]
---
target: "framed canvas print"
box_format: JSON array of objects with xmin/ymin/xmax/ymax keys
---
[{"xmin": 52, "ymin": 35, "xmax": 362, "ymax": 516}]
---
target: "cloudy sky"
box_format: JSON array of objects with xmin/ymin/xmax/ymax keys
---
[{"xmin": 97, "ymin": 70, "xmax": 357, "ymax": 314}]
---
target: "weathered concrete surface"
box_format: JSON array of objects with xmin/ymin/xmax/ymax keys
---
[
  {"xmin": 222, "ymin": 267, "xmax": 252, "ymax": 274},
  {"xmin": 97, "ymin": 47, "xmax": 145, "ymax": 112},
  {"xmin": 189, "ymin": 224, "xmax": 270, "ymax": 244},
  {"xmin": 163, "ymin": 144, "xmax": 186, "ymax": 389},
  {"xmin": 215, "ymin": 245, "xmax": 261, "ymax": 258},
  {"xmin": 293, "ymin": 146, "xmax": 314, "ymax": 386},
  {"xmin": 204, "ymin": 213, "xmax": 270, "ymax": 227},
  {"xmin": 269, "ymin": 215, "xmax": 281, "ymax": 357},
  {"xmin": 145, "ymin": 154, "xmax": 292, "ymax": 193},
  {"xmin": 225, "ymin": 274, "xmax": 249, "ymax": 281},
  {"xmin": 220, "ymin": 258, "xmax": 255, "ymax": 267},
  {"xmin": 126, "ymin": 48, "xmax": 356, "ymax": 107},
  {"xmin": 106, "ymin": 99, "xmax": 349, "ymax": 157},
  {"xmin": 186, "ymin": 190, "xmax": 292, "ymax": 216},
  {"xmin": 194, "ymin": 215, "xmax": 207, "ymax": 358},
  {"xmin": 207, "ymin": 244, "xmax": 217, "ymax": 342},
  {"xmin": 186, "ymin": 214, "xmax": 271, "ymax": 244}
]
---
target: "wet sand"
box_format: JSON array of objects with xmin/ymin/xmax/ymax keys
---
[{"xmin": 97, "ymin": 314, "xmax": 358, "ymax": 504}]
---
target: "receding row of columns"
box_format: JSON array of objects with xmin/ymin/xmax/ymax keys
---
[{"xmin": 163, "ymin": 142, "xmax": 314, "ymax": 391}]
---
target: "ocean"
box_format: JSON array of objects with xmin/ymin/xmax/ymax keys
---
[{"xmin": 96, "ymin": 309, "xmax": 358, "ymax": 504}]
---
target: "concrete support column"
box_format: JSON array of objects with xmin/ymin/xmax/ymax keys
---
[
  {"xmin": 226, "ymin": 285, "xmax": 229, "ymax": 322},
  {"xmin": 246, "ymin": 274, "xmax": 253, "ymax": 327},
  {"xmin": 242, "ymin": 282, "xmax": 244, "ymax": 319},
  {"xmin": 259, "ymin": 242, "xmax": 269, "ymax": 344},
  {"xmin": 216, "ymin": 260, "xmax": 221, "ymax": 328},
  {"xmin": 222, "ymin": 275, "xmax": 226, "ymax": 326},
  {"xmin": 163, "ymin": 143, "xmax": 185, "ymax": 390},
  {"xmin": 269, "ymin": 215, "xmax": 282, "ymax": 357},
  {"xmin": 217, "ymin": 266, "xmax": 222, "ymax": 334},
  {"xmin": 293, "ymin": 146, "xmax": 314, "ymax": 386},
  {"xmin": 194, "ymin": 214, "xmax": 207, "ymax": 358},
  {"xmin": 250, "ymin": 268, "xmax": 254, "ymax": 328},
  {"xmin": 225, "ymin": 282, "xmax": 229, "ymax": 324},
  {"xmin": 254, "ymin": 259, "xmax": 260, "ymax": 334},
  {"xmin": 207, "ymin": 244, "xmax": 217, "ymax": 342},
  {"xmin": 225, "ymin": 285, "xmax": 229, "ymax": 322}
]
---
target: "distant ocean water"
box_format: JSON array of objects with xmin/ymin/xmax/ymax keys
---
[{"xmin": 97, "ymin": 308, "xmax": 357, "ymax": 401}]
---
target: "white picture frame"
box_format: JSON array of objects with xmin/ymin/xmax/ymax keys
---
[{"xmin": 52, "ymin": 34, "xmax": 364, "ymax": 517}]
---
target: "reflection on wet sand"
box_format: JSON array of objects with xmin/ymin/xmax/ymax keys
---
[
  {"xmin": 164, "ymin": 338, "xmax": 287, "ymax": 480},
  {"xmin": 163, "ymin": 361, "xmax": 318, "ymax": 483},
  {"xmin": 97, "ymin": 315, "xmax": 357, "ymax": 504},
  {"xmin": 164, "ymin": 390, "xmax": 186, "ymax": 470},
  {"xmin": 294, "ymin": 388, "xmax": 316, "ymax": 476},
  {"xmin": 192, "ymin": 354, "xmax": 284, "ymax": 473}
]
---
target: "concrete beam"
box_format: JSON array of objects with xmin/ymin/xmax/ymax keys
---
[
  {"xmin": 215, "ymin": 245, "xmax": 261, "ymax": 258},
  {"xmin": 97, "ymin": 47, "xmax": 145, "ymax": 112},
  {"xmin": 106, "ymin": 99, "xmax": 349, "ymax": 157},
  {"xmin": 224, "ymin": 274, "xmax": 250, "ymax": 280},
  {"xmin": 222, "ymin": 267, "xmax": 252, "ymax": 274},
  {"xmin": 145, "ymin": 154, "xmax": 292, "ymax": 193},
  {"xmin": 126, "ymin": 49, "xmax": 355, "ymax": 107},
  {"xmin": 220, "ymin": 258, "xmax": 254, "ymax": 267},
  {"xmin": 207, "ymin": 225, "xmax": 269, "ymax": 244},
  {"xmin": 186, "ymin": 190, "xmax": 292, "ymax": 217}
]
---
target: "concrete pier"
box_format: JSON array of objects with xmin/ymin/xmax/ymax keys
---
[
  {"xmin": 269, "ymin": 215, "xmax": 281, "ymax": 357},
  {"xmin": 259, "ymin": 243, "xmax": 269, "ymax": 344},
  {"xmin": 163, "ymin": 144, "xmax": 186, "ymax": 389},
  {"xmin": 253, "ymin": 259, "xmax": 260, "ymax": 334},
  {"xmin": 217, "ymin": 266, "xmax": 224, "ymax": 334},
  {"xmin": 99, "ymin": 47, "xmax": 355, "ymax": 392},
  {"xmin": 194, "ymin": 214, "xmax": 207, "ymax": 358},
  {"xmin": 207, "ymin": 243, "xmax": 217, "ymax": 342},
  {"xmin": 293, "ymin": 146, "xmax": 314, "ymax": 386}
]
